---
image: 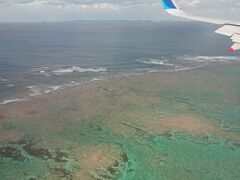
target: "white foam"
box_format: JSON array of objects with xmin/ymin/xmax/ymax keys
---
[
  {"xmin": 172, "ymin": 66, "xmax": 202, "ymax": 72},
  {"xmin": 27, "ymin": 77, "xmax": 106, "ymax": 98},
  {"xmin": 27, "ymin": 86, "xmax": 42, "ymax": 96},
  {"xmin": 65, "ymin": 83, "xmax": 80, "ymax": 88},
  {"xmin": 183, "ymin": 56, "xmax": 239, "ymax": 62},
  {"xmin": 28, "ymin": 85, "xmax": 62, "ymax": 96},
  {"xmin": 149, "ymin": 66, "xmax": 202, "ymax": 73},
  {"xmin": 32, "ymin": 67, "xmax": 51, "ymax": 77},
  {"xmin": 0, "ymin": 77, "xmax": 7, "ymax": 82},
  {"xmin": 90, "ymin": 78, "xmax": 105, "ymax": 82},
  {"xmin": 53, "ymin": 66, "xmax": 107, "ymax": 75},
  {"xmin": 32, "ymin": 67, "xmax": 49, "ymax": 72},
  {"xmin": 139, "ymin": 58, "xmax": 174, "ymax": 66},
  {"xmin": 0, "ymin": 98, "xmax": 27, "ymax": 105},
  {"xmin": 44, "ymin": 86, "xmax": 62, "ymax": 94}
]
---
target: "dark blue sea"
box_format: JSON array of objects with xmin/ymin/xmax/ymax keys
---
[{"xmin": 0, "ymin": 21, "xmax": 239, "ymax": 103}]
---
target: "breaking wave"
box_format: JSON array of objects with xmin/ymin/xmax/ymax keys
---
[
  {"xmin": 138, "ymin": 58, "xmax": 174, "ymax": 66},
  {"xmin": 27, "ymin": 85, "xmax": 62, "ymax": 97},
  {"xmin": 0, "ymin": 98, "xmax": 27, "ymax": 105},
  {"xmin": 141, "ymin": 56, "xmax": 238, "ymax": 69},
  {"xmin": 32, "ymin": 66, "xmax": 107, "ymax": 76},
  {"xmin": 0, "ymin": 77, "xmax": 7, "ymax": 82},
  {"xmin": 183, "ymin": 56, "xmax": 239, "ymax": 62},
  {"xmin": 52, "ymin": 66, "xmax": 107, "ymax": 75}
]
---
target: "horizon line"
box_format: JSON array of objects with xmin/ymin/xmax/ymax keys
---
[{"xmin": 0, "ymin": 19, "xmax": 192, "ymax": 23}]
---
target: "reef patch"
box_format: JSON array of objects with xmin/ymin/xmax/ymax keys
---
[
  {"xmin": 0, "ymin": 146, "xmax": 25, "ymax": 161},
  {"xmin": 22, "ymin": 141, "xmax": 69, "ymax": 163},
  {"xmin": 147, "ymin": 115, "xmax": 218, "ymax": 136},
  {"xmin": 73, "ymin": 145, "xmax": 130, "ymax": 179}
]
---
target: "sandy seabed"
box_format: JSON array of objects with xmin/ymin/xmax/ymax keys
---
[{"xmin": 0, "ymin": 64, "xmax": 240, "ymax": 180}]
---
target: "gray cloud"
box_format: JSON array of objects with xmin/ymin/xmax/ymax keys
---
[
  {"xmin": 0, "ymin": 0, "xmax": 239, "ymax": 22},
  {"xmin": 0, "ymin": 0, "xmax": 157, "ymax": 6}
]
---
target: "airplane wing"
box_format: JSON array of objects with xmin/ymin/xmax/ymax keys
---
[{"xmin": 160, "ymin": 0, "xmax": 240, "ymax": 52}]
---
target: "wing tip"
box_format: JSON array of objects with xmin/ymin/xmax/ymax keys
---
[{"xmin": 161, "ymin": 0, "xmax": 178, "ymax": 9}]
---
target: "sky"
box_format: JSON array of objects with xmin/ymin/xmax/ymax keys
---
[{"xmin": 0, "ymin": 0, "xmax": 239, "ymax": 22}]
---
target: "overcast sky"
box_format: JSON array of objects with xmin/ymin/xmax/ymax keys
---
[{"xmin": 0, "ymin": 0, "xmax": 239, "ymax": 22}]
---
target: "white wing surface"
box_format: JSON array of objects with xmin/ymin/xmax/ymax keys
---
[{"xmin": 161, "ymin": 0, "xmax": 240, "ymax": 51}]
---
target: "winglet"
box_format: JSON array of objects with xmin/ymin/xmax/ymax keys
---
[
  {"xmin": 229, "ymin": 43, "xmax": 240, "ymax": 52},
  {"xmin": 161, "ymin": 0, "xmax": 178, "ymax": 9}
]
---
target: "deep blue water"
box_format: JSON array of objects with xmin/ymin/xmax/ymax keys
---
[{"xmin": 0, "ymin": 21, "xmax": 238, "ymax": 103}]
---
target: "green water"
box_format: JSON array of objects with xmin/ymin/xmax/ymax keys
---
[{"xmin": 0, "ymin": 65, "xmax": 240, "ymax": 180}]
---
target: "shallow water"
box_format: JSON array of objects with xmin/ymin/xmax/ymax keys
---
[{"xmin": 0, "ymin": 64, "xmax": 239, "ymax": 179}]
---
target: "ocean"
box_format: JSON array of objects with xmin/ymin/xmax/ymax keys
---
[
  {"xmin": 0, "ymin": 21, "xmax": 240, "ymax": 180},
  {"xmin": 0, "ymin": 21, "xmax": 238, "ymax": 103}
]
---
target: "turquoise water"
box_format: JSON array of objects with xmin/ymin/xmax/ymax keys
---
[{"xmin": 1, "ymin": 64, "xmax": 240, "ymax": 179}]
